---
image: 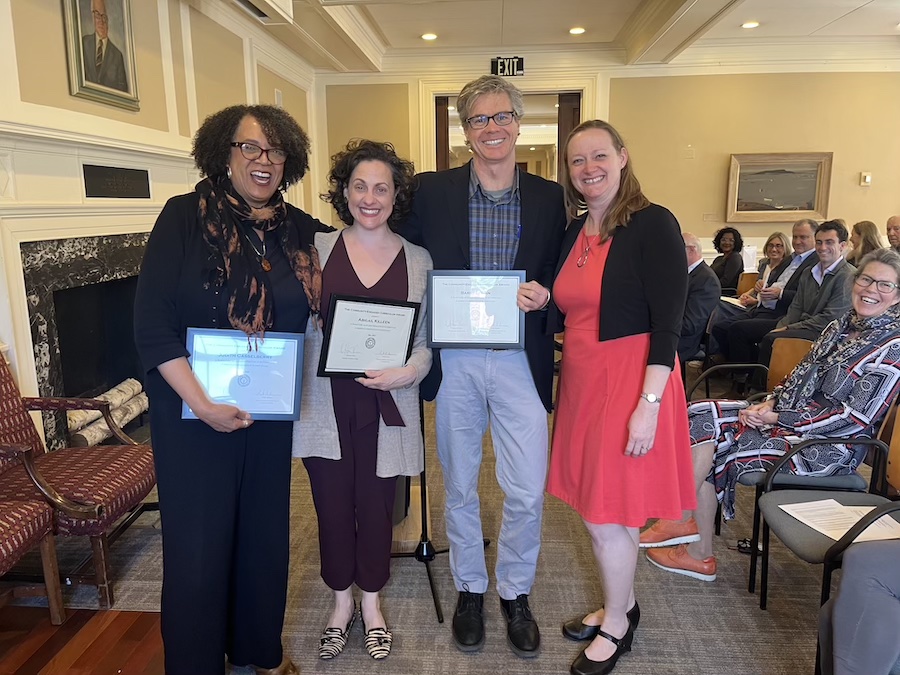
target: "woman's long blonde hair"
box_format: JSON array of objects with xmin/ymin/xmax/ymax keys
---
[
  {"xmin": 850, "ymin": 220, "xmax": 885, "ymax": 262},
  {"xmin": 560, "ymin": 120, "xmax": 649, "ymax": 234}
]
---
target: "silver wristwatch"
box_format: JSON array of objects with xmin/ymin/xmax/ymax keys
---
[{"xmin": 640, "ymin": 392, "xmax": 662, "ymax": 404}]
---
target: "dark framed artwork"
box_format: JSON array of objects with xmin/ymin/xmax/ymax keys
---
[
  {"xmin": 726, "ymin": 152, "xmax": 832, "ymax": 223},
  {"xmin": 63, "ymin": 0, "xmax": 139, "ymax": 110}
]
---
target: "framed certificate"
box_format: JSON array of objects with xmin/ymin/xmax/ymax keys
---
[
  {"xmin": 427, "ymin": 270, "xmax": 526, "ymax": 349},
  {"xmin": 182, "ymin": 328, "xmax": 303, "ymax": 421},
  {"xmin": 318, "ymin": 295, "xmax": 421, "ymax": 378}
]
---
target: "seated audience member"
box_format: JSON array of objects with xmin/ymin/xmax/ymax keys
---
[
  {"xmin": 679, "ymin": 232, "xmax": 721, "ymax": 364},
  {"xmin": 710, "ymin": 227, "xmax": 744, "ymax": 294},
  {"xmin": 756, "ymin": 219, "xmax": 855, "ymax": 372},
  {"xmin": 846, "ymin": 220, "xmax": 884, "ymax": 266},
  {"xmin": 712, "ymin": 219, "xmax": 818, "ymax": 367},
  {"xmin": 735, "ymin": 231, "xmax": 790, "ymax": 308},
  {"xmin": 886, "ymin": 215, "xmax": 900, "ymax": 253},
  {"xmin": 640, "ymin": 249, "xmax": 900, "ymax": 581},
  {"xmin": 819, "ymin": 540, "xmax": 900, "ymax": 675},
  {"xmin": 707, "ymin": 232, "xmax": 790, "ymax": 351}
]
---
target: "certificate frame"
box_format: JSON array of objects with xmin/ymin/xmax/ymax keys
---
[
  {"xmin": 318, "ymin": 295, "xmax": 421, "ymax": 378},
  {"xmin": 427, "ymin": 270, "xmax": 526, "ymax": 349},
  {"xmin": 183, "ymin": 327, "xmax": 303, "ymax": 421}
]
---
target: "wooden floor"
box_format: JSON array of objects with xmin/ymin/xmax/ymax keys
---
[{"xmin": 0, "ymin": 606, "xmax": 163, "ymax": 675}]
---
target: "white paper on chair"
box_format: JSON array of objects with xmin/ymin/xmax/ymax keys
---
[
  {"xmin": 779, "ymin": 499, "xmax": 900, "ymax": 542},
  {"xmin": 720, "ymin": 296, "xmax": 747, "ymax": 308}
]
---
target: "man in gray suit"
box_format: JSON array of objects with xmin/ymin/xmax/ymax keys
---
[
  {"xmin": 757, "ymin": 219, "xmax": 855, "ymax": 369},
  {"xmin": 81, "ymin": 0, "xmax": 128, "ymax": 92},
  {"xmin": 678, "ymin": 232, "xmax": 720, "ymax": 364}
]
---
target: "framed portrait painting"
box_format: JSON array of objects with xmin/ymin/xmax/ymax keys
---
[
  {"xmin": 63, "ymin": 0, "xmax": 139, "ymax": 110},
  {"xmin": 726, "ymin": 152, "xmax": 832, "ymax": 223}
]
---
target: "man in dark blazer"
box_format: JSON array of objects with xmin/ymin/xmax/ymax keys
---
[
  {"xmin": 400, "ymin": 76, "xmax": 566, "ymax": 658},
  {"xmin": 716, "ymin": 218, "xmax": 819, "ymax": 367},
  {"xmin": 81, "ymin": 0, "xmax": 128, "ymax": 92},
  {"xmin": 679, "ymin": 232, "xmax": 720, "ymax": 364}
]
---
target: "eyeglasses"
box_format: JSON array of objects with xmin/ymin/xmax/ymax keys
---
[
  {"xmin": 465, "ymin": 111, "xmax": 517, "ymax": 130},
  {"xmin": 855, "ymin": 274, "xmax": 900, "ymax": 293},
  {"xmin": 92, "ymin": 10, "xmax": 108, "ymax": 23},
  {"xmin": 230, "ymin": 142, "xmax": 288, "ymax": 165}
]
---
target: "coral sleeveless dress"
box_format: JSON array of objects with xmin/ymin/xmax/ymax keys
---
[{"xmin": 546, "ymin": 235, "xmax": 696, "ymax": 527}]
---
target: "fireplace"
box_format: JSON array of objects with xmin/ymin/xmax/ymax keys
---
[{"xmin": 21, "ymin": 233, "xmax": 149, "ymax": 449}]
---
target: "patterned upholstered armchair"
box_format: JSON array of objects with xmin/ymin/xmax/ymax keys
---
[
  {"xmin": 0, "ymin": 494, "xmax": 65, "ymax": 624},
  {"xmin": 0, "ymin": 357, "xmax": 156, "ymax": 608}
]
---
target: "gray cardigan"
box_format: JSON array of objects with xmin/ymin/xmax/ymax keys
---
[
  {"xmin": 776, "ymin": 260, "xmax": 855, "ymax": 333},
  {"xmin": 291, "ymin": 230, "xmax": 433, "ymax": 477}
]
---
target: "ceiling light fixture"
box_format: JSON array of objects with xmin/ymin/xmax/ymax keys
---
[
  {"xmin": 554, "ymin": 103, "xmax": 560, "ymax": 108},
  {"xmin": 421, "ymin": 33, "xmax": 437, "ymax": 41},
  {"xmin": 569, "ymin": 27, "xmax": 585, "ymax": 35},
  {"xmin": 741, "ymin": 21, "xmax": 759, "ymax": 29},
  {"xmin": 529, "ymin": 147, "xmax": 536, "ymax": 151}
]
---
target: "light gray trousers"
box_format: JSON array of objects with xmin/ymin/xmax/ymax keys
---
[
  {"xmin": 819, "ymin": 540, "xmax": 900, "ymax": 675},
  {"xmin": 435, "ymin": 348, "xmax": 548, "ymax": 599}
]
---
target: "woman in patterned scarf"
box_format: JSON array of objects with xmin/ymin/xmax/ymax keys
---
[
  {"xmin": 135, "ymin": 104, "xmax": 331, "ymax": 675},
  {"xmin": 641, "ymin": 248, "xmax": 900, "ymax": 582}
]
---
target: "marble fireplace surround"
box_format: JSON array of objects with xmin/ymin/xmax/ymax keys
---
[
  {"xmin": 21, "ymin": 232, "xmax": 149, "ymax": 449},
  {"xmin": 0, "ymin": 133, "xmax": 196, "ymax": 450}
]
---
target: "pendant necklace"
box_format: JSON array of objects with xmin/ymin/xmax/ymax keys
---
[
  {"xmin": 576, "ymin": 230, "xmax": 600, "ymax": 268},
  {"xmin": 245, "ymin": 230, "xmax": 272, "ymax": 272}
]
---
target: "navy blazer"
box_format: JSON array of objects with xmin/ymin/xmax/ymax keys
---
[{"xmin": 399, "ymin": 162, "xmax": 567, "ymax": 412}]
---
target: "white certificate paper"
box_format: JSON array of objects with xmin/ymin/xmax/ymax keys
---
[
  {"xmin": 779, "ymin": 499, "xmax": 900, "ymax": 543},
  {"xmin": 427, "ymin": 270, "xmax": 526, "ymax": 348},
  {"xmin": 182, "ymin": 328, "xmax": 303, "ymax": 421},
  {"xmin": 319, "ymin": 296, "xmax": 420, "ymax": 377}
]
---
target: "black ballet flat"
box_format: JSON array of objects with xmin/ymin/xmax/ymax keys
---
[
  {"xmin": 562, "ymin": 602, "xmax": 641, "ymax": 641},
  {"xmin": 569, "ymin": 623, "xmax": 635, "ymax": 675}
]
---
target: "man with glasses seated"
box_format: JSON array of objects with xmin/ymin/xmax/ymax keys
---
[
  {"xmin": 81, "ymin": 0, "xmax": 128, "ymax": 92},
  {"xmin": 400, "ymin": 75, "xmax": 566, "ymax": 658}
]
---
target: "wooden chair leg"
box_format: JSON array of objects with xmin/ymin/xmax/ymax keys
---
[
  {"xmin": 91, "ymin": 533, "xmax": 113, "ymax": 609},
  {"xmin": 39, "ymin": 532, "xmax": 65, "ymax": 625}
]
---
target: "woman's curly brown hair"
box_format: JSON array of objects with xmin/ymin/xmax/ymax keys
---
[
  {"xmin": 321, "ymin": 139, "xmax": 416, "ymax": 230},
  {"xmin": 192, "ymin": 104, "xmax": 310, "ymax": 191}
]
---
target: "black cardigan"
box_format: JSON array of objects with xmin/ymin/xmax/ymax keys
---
[{"xmin": 547, "ymin": 203, "xmax": 687, "ymax": 369}]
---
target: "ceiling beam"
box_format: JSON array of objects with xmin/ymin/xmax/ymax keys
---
[{"xmin": 616, "ymin": 0, "xmax": 746, "ymax": 65}]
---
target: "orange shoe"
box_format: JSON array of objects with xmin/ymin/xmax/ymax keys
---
[
  {"xmin": 638, "ymin": 518, "xmax": 700, "ymax": 548},
  {"xmin": 646, "ymin": 544, "xmax": 717, "ymax": 582}
]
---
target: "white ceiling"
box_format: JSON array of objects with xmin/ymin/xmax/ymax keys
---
[{"xmin": 242, "ymin": 0, "xmax": 900, "ymax": 71}]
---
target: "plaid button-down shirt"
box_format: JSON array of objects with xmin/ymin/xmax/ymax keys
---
[{"xmin": 468, "ymin": 166, "xmax": 521, "ymax": 271}]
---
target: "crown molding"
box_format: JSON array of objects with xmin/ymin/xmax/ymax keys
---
[{"xmin": 320, "ymin": 4, "xmax": 386, "ymax": 72}]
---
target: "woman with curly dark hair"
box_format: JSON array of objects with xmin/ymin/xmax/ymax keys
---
[
  {"xmin": 710, "ymin": 226, "xmax": 745, "ymax": 295},
  {"xmin": 292, "ymin": 139, "xmax": 433, "ymax": 661},
  {"xmin": 135, "ymin": 104, "xmax": 332, "ymax": 675}
]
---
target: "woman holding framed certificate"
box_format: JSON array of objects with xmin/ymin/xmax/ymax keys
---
[
  {"xmin": 135, "ymin": 105, "xmax": 331, "ymax": 675},
  {"xmin": 292, "ymin": 139, "xmax": 433, "ymax": 661},
  {"xmin": 546, "ymin": 120, "xmax": 695, "ymax": 675}
]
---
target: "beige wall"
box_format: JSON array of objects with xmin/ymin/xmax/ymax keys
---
[
  {"xmin": 325, "ymin": 84, "xmax": 411, "ymax": 162},
  {"xmin": 190, "ymin": 8, "xmax": 245, "ymax": 123},
  {"xmin": 12, "ymin": 0, "xmax": 168, "ymax": 130},
  {"xmin": 609, "ymin": 73, "xmax": 900, "ymax": 242},
  {"xmin": 168, "ymin": 0, "xmax": 190, "ymax": 137},
  {"xmin": 257, "ymin": 66, "xmax": 313, "ymax": 210}
]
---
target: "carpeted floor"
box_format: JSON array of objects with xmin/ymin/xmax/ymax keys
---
[{"xmin": 13, "ymin": 396, "xmax": 827, "ymax": 675}]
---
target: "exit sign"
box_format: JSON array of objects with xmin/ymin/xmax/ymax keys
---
[{"xmin": 491, "ymin": 56, "xmax": 525, "ymax": 77}]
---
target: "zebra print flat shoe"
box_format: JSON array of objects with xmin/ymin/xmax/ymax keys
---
[
  {"xmin": 318, "ymin": 607, "xmax": 356, "ymax": 660},
  {"xmin": 364, "ymin": 627, "xmax": 393, "ymax": 660}
]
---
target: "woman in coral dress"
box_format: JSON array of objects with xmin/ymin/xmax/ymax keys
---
[{"xmin": 546, "ymin": 120, "xmax": 696, "ymax": 675}]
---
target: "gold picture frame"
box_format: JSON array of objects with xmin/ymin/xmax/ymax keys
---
[
  {"xmin": 726, "ymin": 152, "xmax": 832, "ymax": 223},
  {"xmin": 63, "ymin": 0, "xmax": 140, "ymax": 111}
]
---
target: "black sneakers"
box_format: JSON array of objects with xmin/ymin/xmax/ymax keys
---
[
  {"xmin": 500, "ymin": 594, "xmax": 540, "ymax": 657},
  {"xmin": 452, "ymin": 589, "xmax": 485, "ymax": 652}
]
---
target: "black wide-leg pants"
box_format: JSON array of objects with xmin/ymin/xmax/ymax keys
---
[{"xmin": 151, "ymin": 396, "xmax": 293, "ymax": 675}]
